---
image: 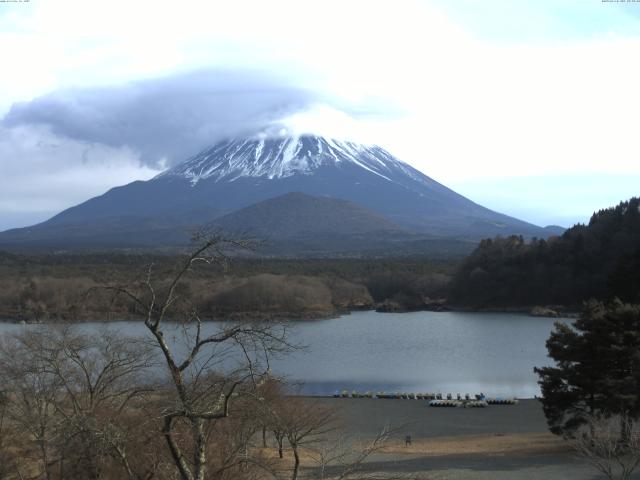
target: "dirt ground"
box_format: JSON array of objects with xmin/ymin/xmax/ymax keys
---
[{"xmin": 287, "ymin": 397, "xmax": 640, "ymax": 480}]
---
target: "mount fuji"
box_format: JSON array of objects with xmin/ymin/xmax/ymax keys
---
[{"xmin": 0, "ymin": 135, "xmax": 556, "ymax": 253}]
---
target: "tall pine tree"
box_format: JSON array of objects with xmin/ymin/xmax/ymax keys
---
[{"xmin": 535, "ymin": 300, "xmax": 640, "ymax": 435}]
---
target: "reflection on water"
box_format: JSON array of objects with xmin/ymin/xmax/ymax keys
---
[{"xmin": 0, "ymin": 311, "xmax": 569, "ymax": 398}]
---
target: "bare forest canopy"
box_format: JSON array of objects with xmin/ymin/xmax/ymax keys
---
[{"xmin": 0, "ymin": 254, "xmax": 454, "ymax": 322}]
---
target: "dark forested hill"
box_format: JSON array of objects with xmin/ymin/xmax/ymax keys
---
[
  {"xmin": 449, "ymin": 197, "xmax": 640, "ymax": 308},
  {"xmin": 211, "ymin": 192, "xmax": 403, "ymax": 237}
]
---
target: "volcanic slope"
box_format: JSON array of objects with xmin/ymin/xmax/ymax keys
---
[{"xmin": 0, "ymin": 135, "xmax": 551, "ymax": 250}]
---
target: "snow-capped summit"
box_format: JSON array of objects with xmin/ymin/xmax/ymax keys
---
[{"xmin": 157, "ymin": 135, "xmax": 423, "ymax": 185}]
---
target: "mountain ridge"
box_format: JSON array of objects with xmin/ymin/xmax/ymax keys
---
[{"xmin": 0, "ymin": 134, "xmax": 559, "ymax": 253}]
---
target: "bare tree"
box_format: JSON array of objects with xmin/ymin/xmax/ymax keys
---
[
  {"xmin": 105, "ymin": 234, "xmax": 291, "ymax": 480},
  {"xmin": 0, "ymin": 332, "xmax": 60, "ymax": 480},
  {"xmin": 250, "ymin": 378, "xmax": 288, "ymax": 458},
  {"xmin": 0, "ymin": 390, "xmax": 17, "ymax": 480},
  {"xmin": 307, "ymin": 425, "xmax": 417, "ymax": 480},
  {"xmin": 268, "ymin": 397, "xmax": 338, "ymax": 480},
  {"xmin": 570, "ymin": 413, "xmax": 640, "ymax": 480},
  {"xmin": 0, "ymin": 327, "xmax": 157, "ymax": 480}
]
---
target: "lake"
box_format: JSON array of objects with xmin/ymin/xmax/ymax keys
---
[{"xmin": 0, "ymin": 310, "xmax": 569, "ymax": 398}]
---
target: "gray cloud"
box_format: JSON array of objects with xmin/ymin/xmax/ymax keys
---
[
  {"xmin": 3, "ymin": 69, "xmax": 321, "ymax": 168},
  {"xmin": 0, "ymin": 123, "xmax": 160, "ymax": 231},
  {"xmin": 0, "ymin": 67, "xmax": 402, "ymax": 231}
]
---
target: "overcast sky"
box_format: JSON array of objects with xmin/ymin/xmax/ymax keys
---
[{"xmin": 1, "ymin": 0, "xmax": 639, "ymax": 230}]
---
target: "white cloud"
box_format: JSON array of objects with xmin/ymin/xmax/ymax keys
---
[{"xmin": 284, "ymin": 35, "xmax": 640, "ymax": 184}]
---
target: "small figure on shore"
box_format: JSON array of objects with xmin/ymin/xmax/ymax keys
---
[{"xmin": 405, "ymin": 435, "xmax": 412, "ymax": 447}]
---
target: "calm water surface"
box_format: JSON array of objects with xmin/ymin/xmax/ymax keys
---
[{"xmin": 0, "ymin": 311, "xmax": 569, "ymax": 398}]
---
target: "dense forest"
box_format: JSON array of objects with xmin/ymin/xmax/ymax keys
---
[{"xmin": 449, "ymin": 197, "xmax": 640, "ymax": 309}]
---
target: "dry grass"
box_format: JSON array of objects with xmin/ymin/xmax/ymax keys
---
[
  {"xmin": 380, "ymin": 433, "xmax": 569, "ymax": 457},
  {"xmin": 249, "ymin": 432, "xmax": 569, "ymax": 477}
]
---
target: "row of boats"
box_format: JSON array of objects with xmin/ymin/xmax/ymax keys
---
[
  {"xmin": 429, "ymin": 398, "xmax": 518, "ymax": 407},
  {"xmin": 332, "ymin": 390, "xmax": 518, "ymax": 405}
]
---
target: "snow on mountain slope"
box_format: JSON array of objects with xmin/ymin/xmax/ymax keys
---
[{"xmin": 158, "ymin": 135, "xmax": 426, "ymax": 186}]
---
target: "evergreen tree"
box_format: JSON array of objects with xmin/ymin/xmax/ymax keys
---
[
  {"xmin": 535, "ymin": 300, "xmax": 640, "ymax": 435},
  {"xmin": 450, "ymin": 197, "xmax": 640, "ymax": 308}
]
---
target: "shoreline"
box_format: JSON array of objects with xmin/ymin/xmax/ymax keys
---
[
  {"xmin": 0, "ymin": 305, "xmax": 578, "ymax": 324},
  {"xmin": 302, "ymin": 394, "xmax": 538, "ymax": 401},
  {"xmin": 312, "ymin": 397, "xmax": 550, "ymax": 438}
]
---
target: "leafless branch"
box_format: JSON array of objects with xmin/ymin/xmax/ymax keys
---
[{"xmin": 569, "ymin": 413, "xmax": 640, "ymax": 480}]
